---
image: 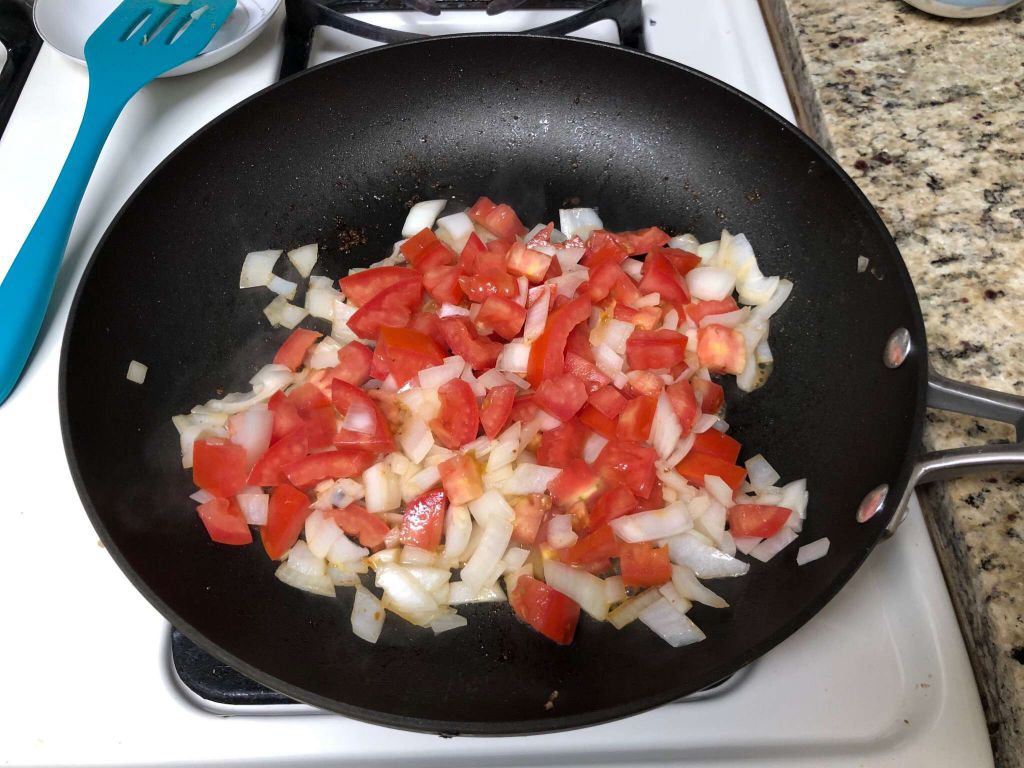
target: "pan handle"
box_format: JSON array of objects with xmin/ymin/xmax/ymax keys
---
[{"xmin": 882, "ymin": 369, "xmax": 1024, "ymax": 535}]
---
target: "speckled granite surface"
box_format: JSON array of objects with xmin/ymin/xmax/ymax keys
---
[{"xmin": 761, "ymin": 0, "xmax": 1024, "ymax": 764}]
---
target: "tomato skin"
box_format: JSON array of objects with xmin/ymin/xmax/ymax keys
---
[
  {"xmin": 537, "ymin": 418, "xmax": 587, "ymax": 466},
  {"xmin": 284, "ymin": 448, "xmax": 376, "ymax": 488},
  {"xmin": 728, "ymin": 504, "xmax": 792, "ymax": 538},
  {"xmin": 438, "ymin": 316, "xmax": 502, "ymax": 370},
  {"xmin": 549, "ymin": 459, "xmax": 604, "ymax": 508},
  {"xmin": 476, "ymin": 294, "xmax": 527, "ymax": 340},
  {"xmin": 691, "ymin": 429, "xmax": 741, "ymax": 463},
  {"xmin": 684, "ymin": 297, "xmax": 739, "ymax": 324},
  {"xmin": 526, "ymin": 295, "xmax": 592, "ymax": 388},
  {"xmin": 588, "ymin": 484, "xmax": 638, "ymax": 531},
  {"xmin": 512, "ymin": 493, "xmax": 550, "ymax": 546},
  {"xmin": 588, "ymin": 384, "xmax": 629, "ymax": 418},
  {"xmin": 616, "ymin": 394, "xmax": 657, "ymax": 442},
  {"xmin": 328, "ymin": 503, "xmax": 389, "ymax": 550},
  {"xmin": 196, "ymin": 497, "xmax": 252, "ymax": 545},
  {"xmin": 480, "ymin": 383, "xmax": 516, "ymax": 439},
  {"xmin": 431, "ymin": 379, "xmax": 480, "ymax": 449},
  {"xmin": 662, "ymin": 247, "xmax": 702, "ymax": 277},
  {"xmin": 564, "ymin": 352, "xmax": 611, "ymax": 393},
  {"xmin": 697, "ymin": 324, "xmax": 747, "ymax": 375},
  {"xmin": 666, "ymin": 381, "xmax": 699, "ymax": 434},
  {"xmin": 467, "ymin": 197, "xmax": 527, "ymax": 239},
  {"xmin": 534, "ymin": 373, "xmax": 588, "ymax": 421},
  {"xmin": 509, "ymin": 575, "xmax": 580, "ymax": 645},
  {"xmin": 193, "ymin": 438, "xmax": 249, "ymax": 498},
  {"xmin": 578, "ymin": 404, "xmax": 617, "ymax": 440},
  {"xmin": 459, "ymin": 232, "xmax": 487, "ymax": 273},
  {"xmin": 333, "ymin": 341, "xmax": 373, "ymax": 387},
  {"xmin": 625, "ymin": 329, "xmax": 687, "ymax": 370},
  {"xmin": 616, "ymin": 227, "xmax": 671, "ymax": 256},
  {"xmin": 506, "ymin": 242, "xmax": 552, "ymax": 284},
  {"xmin": 422, "ymin": 265, "xmax": 464, "ymax": 306},
  {"xmin": 692, "ymin": 378, "xmax": 725, "ymax": 414},
  {"xmin": 339, "ymin": 266, "xmax": 420, "ymax": 307},
  {"xmin": 273, "ymin": 328, "xmax": 322, "ymax": 372},
  {"xmin": 675, "ymin": 452, "xmax": 746, "ymax": 491},
  {"xmin": 262, "ymin": 484, "xmax": 311, "ymax": 560},
  {"xmin": 346, "ymin": 277, "xmax": 423, "ymax": 340},
  {"xmin": 378, "ymin": 326, "xmax": 444, "ymax": 386},
  {"xmin": 399, "ymin": 489, "xmax": 448, "ymax": 550},
  {"xmin": 619, "ymin": 542, "xmax": 672, "ymax": 588},
  {"xmin": 438, "ymin": 452, "xmax": 483, "ymax": 505},
  {"xmin": 559, "ymin": 524, "xmax": 619, "ymax": 572},
  {"xmin": 594, "ymin": 441, "xmax": 658, "ymax": 499},
  {"xmin": 639, "ymin": 248, "xmax": 689, "ymax": 303}
]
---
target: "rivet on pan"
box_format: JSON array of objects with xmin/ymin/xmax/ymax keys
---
[
  {"xmin": 884, "ymin": 328, "xmax": 911, "ymax": 369},
  {"xmin": 857, "ymin": 484, "xmax": 889, "ymax": 523}
]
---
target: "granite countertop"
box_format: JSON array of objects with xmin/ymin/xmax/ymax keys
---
[{"xmin": 761, "ymin": 0, "xmax": 1024, "ymax": 764}]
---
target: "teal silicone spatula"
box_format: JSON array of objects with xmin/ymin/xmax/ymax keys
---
[{"xmin": 0, "ymin": 0, "xmax": 236, "ymax": 405}]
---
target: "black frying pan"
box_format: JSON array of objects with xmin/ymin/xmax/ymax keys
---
[{"xmin": 58, "ymin": 35, "xmax": 1024, "ymax": 735}]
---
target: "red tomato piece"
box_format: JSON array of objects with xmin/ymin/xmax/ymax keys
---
[
  {"xmin": 399, "ymin": 489, "xmax": 448, "ymax": 550},
  {"xmin": 378, "ymin": 326, "xmax": 444, "ymax": 386},
  {"xmin": 332, "ymin": 341, "xmax": 373, "ymax": 387},
  {"xmin": 692, "ymin": 378, "xmax": 725, "ymax": 414},
  {"xmin": 526, "ymin": 295, "xmax": 592, "ymax": 388},
  {"xmin": 480, "ymin": 383, "xmax": 516, "ymax": 439},
  {"xmin": 196, "ymin": 497, "xmax": 252, "ymax": 545},
  {"xmin": 458, "ymin": 269, "xmax": 518, "ymax": 303},
  {"xmin": 616, "ymin": 227, "xmax": 671, "ymax": 256},
  {"xmin": 611, "ymin": 275, "xmax": 643, "ymax": 308},
  {"xmin": 512, "ymin": 494, "xmax": 550, "ymax": 546},
  {"xmin": 675, "ymin": 452, "xmax": 746, "ymax": 491},
  {"xmin": 639, "ymin": 248, "xmax": 689, "ymax": 303},
  {"xmin": 527, "ymin": 222, "xmax": 555, "ymax": 246},
  {"xmin": 438, "ymin": 452, "xmax": 483, "ymax": 505},
  {"xmin": 559, "ymin": 524, "xmax": 619, "ymax": 572},
  {"xmin": 422, "ymin": 265, "xmax": 464, "ymax": 306},
  {"xmin": 588, "ymin": 384, "xmax": 629, "ymax": 418},
  {"xmin": 459, "ymin": 232, "xmax": 487, "ymax": 273},
  {"xmin": 399, "ymin": 228, "xmax": 440, "ymax": 265},
  {"xmin": 582, "ymin": 230, "xmax": 629, "ymax": 270},
  {"xmin": 268, "ymin": 391, "xmax": 304, "ymax": 442},
  {"xmin": 637, "ymin": 479, "xmax": 665, "ymax": 511},
  {"xmin": 613, "ymin": 304, "xmax": 662, "ymax": 330},
  {"xmin": 534, "ymin": 374, "xmax": 588, "ymax": 421},
  {"xmin": 438, "ymin": 316, "xmax": 502, "ymax": 370},
  {"xmin": 414, "ymin": 241, "xmax": 457, "ymax": 273},
  {"xmin": 286, "ymin": 383, "xmax": 329, "ymax": 414},
  {"xmin": 537, "ymin": 418, "xmax": 587, "ymax": 466},
  {"xmin": 564, "ymin": 321, "xmax": 593, "ymax": 362},
  {"xmin": 594, "ymin": 441, "xmax": 658, "ymax": 499},
  {"xmin": 510, "ymin": 575, "xmax": 580, "ymax": 645},
  {"xmin": 477, "ymin": 294, "xmax": 527, "ymax": 340},
  {"xmin": 331, "ymin": 380, "xmax": 394, "ymax": 453},
  {"xmin": 663, "ymin": 247, "xmax": 702, "ymax": 277},
  {"xmin": 697, "ymin": 324, "xmax": 747, "ymax": 375},
  {"xmin": 510, "ymin": 394, "xmax": 540, "ymax": 425},
  {"xmin": 328, "ymin": 503, "xmax": 389, "ymax": 551},
  {"xmin": 248, "ymin": 427, "xmax": 309, "ymax": 486},
  {"xmin": 578, "ymin": 404, "xmax": 617, "ymax": 439},
  {"xmin": 262, "ymin": 484, "xmax": 311, "ymax": 560},
  {"xmin": 467, "ymin": 197, "xmax": 527, "ymax": 239},
  {"xmin": 588, "ymin": 484, "xmax": 638, "ymax": 531},
  {"xmin": 691, "ymin": 429, "xmax": 742, "ymax": 463},
  {"xmin": 616, "ymin": 394, "xmax": 657, "ymax": 442},
  {"xmin": 339, "ymin": 266, "xmax": 420, "ymax": 308},
  {"xmin": 272, "ymin": 328, "xmax": 322, "ymax": 372},
  {"xmin": 665, "ymin": 380, "xmax": 699, "ymax": 434},
  {"xmin": 728, "ymin": 504, "xmax": 792, "ymax": 538},
  {"xmin": 284, "ymin": 448, "xmax": 376, "ymax": 488},
  {"xmin": 564, "ymin": 352, "xmax": 611, "ymax": 393},
  {"xmin": 684, "ymin": 297, "xmax": 739, "ymax": 324},
  {"xmin": 474, "ymin": 241, "xmax": 510, "ymax": 274},
  {"xmin": 549, "ymin": 459, "xmax": 604, "ymax": 508},
  {"xmin": 625, "ymin": 370, "xmax": 664, "ymax": 398},
  {"xmin": 346, "ymin": 277, "xmax": 423, "ymax": 341},
  {"xmin": 506, "ymin": 242, "xmax": 552, "ymax": 284},
  {"xmin": 431, "ymin": 379, "xmax": 480, "ymax": 449},
  {"xmin": 625, "ymin": 329, "xmax": 687, "ymax": 371},
  {"xmin": 193, "ymin": 438, "xmax": 248, "ymax": 498},
  {"xmin": 301, "ymin": 406, "xmax": 338, "ymax": 450},
  {"xmin": 619, "ymin": 542, "xmax": 672, "ymax": 588}
]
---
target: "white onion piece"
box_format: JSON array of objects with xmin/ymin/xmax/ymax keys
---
[
  {"xmin": 229, "ymin": 409, "xmax": 273, "ymax": 466},
  {"xmin": 604, "ymin": 575, "xmax": 627, "ymax": 605},
  {"xmin": 503, "ymin": 371, "xmax": 531, "ymax": 389},
  {"xmin": 658, "ymin": 582, "xmax": 694, "ymax": 615},
  {"xmin": 190, "ymin": 489, "xmax": 214, "ymax": 504},
  {"xmin": 126, "ymin": 360, "xmax": 148, "ymax": 384},
  {"xmin": 397, "ymin": 417, "xmax": 434, "ymax": 464},
  {"xmin": 582, "ymin": 431, "xmax": 608, "ymax": 464},
  {"xmin": 667, "ymin": 533, "xmax": 750, "ymax": 578},
  {"xmin": 556, "ymin": 246, "xmax": 586, "ymax": 271},
  {"xmin": 559, "ymin": 207, "xmax": 603, "ymax": 239},
  {"xmin": 699, "ymin": 308, "xmax": 748, "ymax": 328},
  {"xmin": 497, "ymin": 342, "xmax": 531, "ymax": 374},
  {"xmin": 502, "ymin": 546, "xmax": 530, "ymax": 571},
  {"xmin": 594, "ymin": 343, "xmax": 625, "ymax": 380},
  {"xmin": 468, "ymin": 490, "xmax": 515, "ymax": 527},
  {"xmin": 461, "ymin": 367, "xmax": 486, "ymax": 397},
  {"xmin": 281, "ymin": 541, "xmax": 330, "ymax": 578},
  {"xmin": 402, "ymin": 199, "xmax": 447, "ymax": 237},
  {"xmin": 192, "ymin": 364, "xmax": 292, "ymax": 416},
  {"xmin": 403, "ymin": 464, "xmax": 441, "ymax": 500},
  {"xmin": 703, "ymin": 475, "xmax": 735, "ymax": 508},
  {"xmin": 398, "ymin": 387, "xmax": 441, "ymax": 423},
  {"xmin": 543, "ymin": 560, "xmax": 608, "ymax": 621},
  {"xmin": 713, "ymin": 230, "xmax": 758, "ymax": 281},
  {"xmin": 693, "ymin": 501, "xmax": 727, "ymax": 546},
  {"xmin": 327, "ymin": 531, "xmax": 370, "ymax": 565},
  {"xmin": 448, "ymin": 581, "xmax": 507, "ymax": 605},
  {"xmin": 270, "ymin": 296, "xmax": 309, "ymax": 329},
  {"xmin": 608, "ymin": 588, "xmax": 661, "ymax": 629},
  {"xmin": 522, "ymin": 292, "xmax": 550, "ymax": 343},
  {"xmin": 669, "ymin": 234, "xmax": 700, "ymax": 252},
  {"xmin": 663, "ymin": 432, "xmax": 696, "ymax": 468},
  {"xmin": 738, "ymin": 275, "xmax": 780, "ymax": 306},
  {"xmin": 591, "ymin": 318, "xmax": 634, "ymax": 355},
  {"xmin": 781, "ymin": 478, "xmax": 809, "ymax": 519},
  {"xmin": 611, "ymin": 502, "xmax": 692, "ymax": 543},
  {"xmin": 745, "ymin": 454, "xmax": 780, "ymax": 490},
  {"xmin": 369, "ymin": 548, "xmax": 400, "ymax": 568},
  {"xmin": 486, "ymin": 422, "xmax": 522, "ymax": 472},
  {"xmin": 305, "ymin": 508, "xmax": 343, "ymax": 559},
  {"xmin": 484, "ymin": 465, "xmax": 514, "ymax": 491},
  {"xmin": 749, "ymin": 527, "xmax": 798, "ymax": 563},
  {"xmin": 287, "ymin": 243, "xmax": 318, "ymax": 278},
  {"xmin": 547, "ymin": 514, "xmax": 578, "ymax": 549},
  {"xmin": 330, "ymin": 298, "xmax": 358, "ymax": 343},
  {"xmin": 697, "ymin": 241, "xmax": 719, "ymax": 261},
  {"xmin": 692, "ymin": 413, "xmax": 719, "ymax": 434},
  {"xmin": 435, "ymin": 211, "xmax": 474, "ymax": 247},
  {"xmin": 418, "ymin": 359, "xmax": 465, "ymax": 389},
  {"xmin": 438, "ymin": 302, "xmax": 470, "ymax": 318},
  {"xmin": 351, "ymin": 586, "xmax": 384, "ymax": 643},
  {"xmin": 440, "ymin": 505, "xmax": 472, "ymax": 565},
  {"xmin": 504, "ymin": 565, "xmax": 533, "ymax": 594},
  {"xmin": 239, "ymin": 249, "xmax": 282, "ymax": 288},
  {"xmin": 639, "ymin": 597, "xmax": 706, "ymax": 647},
  {"xmin": 341, "ymin": 400, "xmax": 377, "ymax": 435},
  {"xmin": 733, "ymin": 536, "xmax": 762, "ymax": 555},
  {"xmin": 685, "ymin": 267, "xmax": 736, "ymax": 301},
  {"xmin": 375, "ymin": 565, "xmax": 438, "ymax": 613},
  {"xmin": 660, "ymin": 308, "xmax": 680, "ymax": 332},
  {"xmin": 275, "ymin": 561, "xmax": 335, "ymax": 597},
  {"xmin": 309, "ymin": 337, "xmax": 342, "ymax": 369},
  {"xmin": 750, "ymin": 279, "xmax": 793, "ymax": 323},
  {"xmin": 267, "ymin": 274, "xmax": 298, "ymax": 300},
  {"xmin": 671, "ymin": 564, "xmax": 728, "ymax": 608},
  {"xmin": 549, "ymin": 269, "xmax": 589, "ymax": 298},
  {"xmin": 329, "ymin": 567, "xmax": 363, "ymax": 587},
  {"xmin": 363, "ymin": 462, "xmax": 401, "ymax": 513},
  {"xmin": 620, "ymin": 258, "xmax": 644, "ymax": 281},
  {"xmin": 797, "ymin": 537, "xmax": 830, "ymax": 565},
  {"xmin": 430, "ymin": 610, "xmax": 469, "ymax": 635},
  {"xmin": 403, "ymin": 566, "xmax": 451, "ymax": 597},
  {"xmin": 634, "ymin": 292, "xmax": 660, "ymax": 308},
  {"xmin": 755, "ymin": 337, "xmax": 773, "ymax": 365},
  {"xmin": 501, "ymin": 464, "xmax": 561, "ymax": 496},
  {"xmin": 650, "ymin": 391, "xmax": 683, "ymax": 461},
  {"xmin": 533, "ymin": 410, "xmax": 563, "ymax": 431},
  {"xmin": 460, "ymin": 518, "xmax": 513, "ymax": 593}
]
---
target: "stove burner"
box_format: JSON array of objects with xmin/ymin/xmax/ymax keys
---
[
  {"xmin": 280, "ymin": 0, "xmax": 644, "ymax": 79},
  {"xmin": 0, "ymin": 0, "xmax": 42, "ymax": 141}
]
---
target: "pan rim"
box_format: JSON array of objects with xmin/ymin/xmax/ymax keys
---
[{"xmin": 58, "ymin": 32, "xmax": 928, "ymax": 736}]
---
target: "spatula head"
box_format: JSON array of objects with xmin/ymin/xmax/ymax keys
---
[{"xmin": 84, "ymin": 0, "xmax": 237, "ymax": 81}]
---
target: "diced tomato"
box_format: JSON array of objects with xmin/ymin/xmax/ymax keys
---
[
  {"xmin": 438, "ymin": 452, "xmax": 483, "ymax": 505},
  {"xmin": 377, "ymin": 326, "xmax": 444, "ymax": 386},
  {"xmin": 578, "ymin": 404, "xmax": 617, "ymax": 440},
  {"xmin": 588, "ymin": 485, "xmax": 638, "ymax": 531},
  {"xmin": 692, "ymin": 378, "xmax": 725, "ymax": 414},
  {"xmin": 665, "ymin": 381, "xmax": 699, "ymax": 434},
  {"xmin": 582, "ymin": 230, "xmax": 629, "ymax": 270},
  {"xmin": 467, "ymin": 197, "xmax": 527, "ymax": 239},
  {"xmin": 625, "ymin": 329, "xmax": 687, "ymax": 370},
  {"xmin": 333, "ymin": 341, "xmax": 373, "ymax": 387},
  {"xmin": 616, "ymin": 394, "xmax": 657, "ymax": 442},
  {"xmin": 610, "ymin": 273, "xmax": 643, "ymax": 306},
  {"xmin": 458, "ymin": 269, "xmax": 518, "ymax": 304},
  {"xmin": 346, "ymin": 277, "xmax": 423, "ymax": 340},
  {"xmin": 370, "ymin": 345, "xmax": 390, "ymax": 381},
  {"xmin": 543, "ymin": 255, "xmax": 563, "ymax": 280},
  {"xmin": 563, "ymin": 352, "xmax": 611, "ymax": 393},
  {"xmin": 697, "ymin": 324, "xmax": 747, "ymax": 375},
  {"xmin": 476, "ymin": 294, "xmax": 527, "ymax": 340},
  {"xmin": 594, "ymin": 441, "xmax": 658, "ymax": 499},
  {"xmin": 613, "ymin": 304, "xmax": 662, "ymax": 330},
  {"xmin": 196, "ymin": 497, "xmax": 252, "ymax": 545},
  {"xmin": 728, "ymin": 504, "xmax": 792, "ymax": 538},
  {"xmin": 268, "ymin": 391, "xmax": 303, "ymax": 442},
  {"xmin": 616, "ymin": 227, "xmax": 671, "ymax": 256},
  {"xmin": 663, "ymin": 247, "xmax": 701, "ymax": 277},
  {"xmin": 503, "ymin": 242, "xmax": 551, "ymax": 284},
  {"xmin": 537, "ymin": 418, "xmax": 587, "ymax": 466},
  {"xmin": 549, "ymin": 459, "xmax": 604, "ymax": 508},
  {"xmin": 398, "ymin": 489, "xmax": 447, "ymax": 550},
  {"xmin": 625, "ymin": 370, "xmax": 664, "ymax": 398},
  {"xmin": 339, "ymin": 266, "xmax": 420, "ymax": 307},
  {"xmin": 675, "ymin": 452, "xmax": 746, "ymax": 491},
  {"xmin": 328, "ymin": 503, "xmax": 389, "ymax": 551},
  {"xmin": 284, "ymin": 448, "xmax": 376, "ymax": 488},
  {"xmin": 285, "ymin": 383, "xmax": 329, "ymax": 414},
  {"xmin": 639, "ymin": 248, "xmax": 689, "ymax": 303},
  {"xmin": 193, "ymin": 438, "xmax": 248, "ymax": 497},
  {"xmin": 636, "ymin": 479, "xmax": 665, "ymax": 511},
  {"xmin": 511, "ymin": 494, "xmax": 550, "ymax": 546},
  {"xmin": 331, "ymin": 379, "xmax": 394, "ymax": 452},
  {"xmin": 480, "ymin": 383, "xmax": 516, "ymax": 439},
  {"xmin": 691, "ymin": 429, "xmax": 741, "ymax": 463},
  {"xmin": 510, "ymin": 394, "xmax": 540, "ymax": 425},
  {"xmin": 248, "ymin": 427, "xmax": 309, "ymax": 486},
  {"xmin": 422, "ymin": 265, "xmax": 464, "ymax": 306},
  {"xmin": 619, "ymin": 542, "xmax": 671, "ymax": 588},
  {"xmin": 527, "ymin": 222, "xmax": 555, "ymax": 246},
  {"xmin": 414, "ymin": 241, "xmax": 457, "ymax": 273},
  {"xmin": 301, "ymin": 405, "xmax": 338, "ymax": 450},
  {"xmin": 474, "ymin": 241, "xmax": 511, "ymax": 274},
  {"xmin": 560, "ymin": 524, "xmax": 619, "ymax": 572},
  {"xmin": 588, "ymin": 384, "xmax": 629, "ymax": 418},
  {"xmin": 459, "ymin": 232, "xmax": 487, "ymax": 273},
  {"xmin": 510, "ymin": 575, "xmax": 580, "ymax": 645},
  {"xmin": 262, "ymin": 484, "xmax": 311, "ymax": 560},
  {"xmin": 272, "ymin": 328, "xmax": 322, "ymax": 372},
  {"xmin": 399, "ymin": 228, "xmax": 441, "ymax": 265},
  {"xmin": 526, "ymin": 295, "xmax": 592, "ymax": 387},
  {"xmin": 431, "ymin": 379, "xmax": 480, "ymax": 449},
  {"xmin": 409, "ymin": 311, "xmax": 446, "ymax": 349},
  {"xmin": 684, "ymin": 297, "xmax": 739, "ymax": 325},
  {"xmin": 438, "ymin": 316, "xmax": 502, "ymax": 370},
  {"xmin": 534, "ymin": 373, "xmax": 588, "ymax": 421}
]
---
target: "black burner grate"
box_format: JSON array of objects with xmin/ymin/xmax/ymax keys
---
[{"xmin": 0, "ymin": 0, "xmax": 42, "ymax": 140}]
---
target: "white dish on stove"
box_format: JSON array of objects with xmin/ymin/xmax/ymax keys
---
[{"xmin": 33, "ymin": 0, "xmax": 281, "ymax": 77}]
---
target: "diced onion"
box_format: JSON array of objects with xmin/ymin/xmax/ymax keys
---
[
  {"xmin": 547, "ymin": 514, "xmax": 578, "ymax": 549},
  {"xmin": 402, "ymin": 464, "xmax": 441, "ymax": 500},
  {"xmin": 667, "ymin": 533, "xmax": 750, "ymax": 578},
  {"xmin": 486, "ymin": 422, "xmax": 522, "ymax": 472},
  {"xmin": 363, "ymin": 462, "xmax": 401, "ymax": 513},
  {"xmin": 502, "ymin": 547, "xmax": 530, "ymax": 571},
  {"xmin": 351, "ymin": 586, "xmax": 384, "ymax": 643},
  {"xmin": 608, "ymin": 588, "xmax": 661, "ymax": 629},
  {"xmin": 669, "ymin": 234, "xmax": 700, "ymax": 252},
  {"xmin": 658, "ymin": 582, "xmax": 693, "ymax": 615},
  {"xmin": 430, "ymin": 610, "xmax": 469, "ymax": 635},
  {"xmin": 543, "ymin": 560, "xmax": 608, "ymax": 621},
  {"xmin": 703, "ymin": 475, "xmax": 735, "ymax": 508},
  {"xmin": 693, "ymin": 501, "xmax": 727, "ymax": 546},
  {"xmin": 737, "ymin": 275, "xmax": 780, "ymax": 306},
  {"xmin": 650, "ymin": 391, "xmax": 683, "ymax": 461},
  {"xmin": 671, "ymin": 564, "xmax": 728, "ymax": 608},
  {"xmin": 435, "ymin": 211, "xmax": 474, "ymax": 247},
  {"xmin": 341, "ymin": 400, "xmax": 377, "ymax": 435},
  {"xmin": 440, "ymin": 504, "xmax": 472, "ymax": 564},
  {"xmin": 287, "ymin": 243, "xmax": 318, "ymax": 278},
  {"xmin": 604, "ymin": 575, "xmax": 627, "ymax": 605},
  {"xmin": 523, "ymin": 292, "xmax": 550, "ymax": 343},
  {"xmin": 663, "ymin": 432, "xmax": 696, "ymax": 468},
  {"xmin": 620, "ymin": 258, "xmax": 644, "ymax": 280},
  {"xmin": 699, "ymin": 308, "xmax": 748, "ymax": 328},
  {"xmin": 591, "ymin": 318, "xmax": 634, "ymax": 355},
  {"xmin": 745, "ymin": 454, "xmax": 780, "ymax": 490},
  {"xmin": 309, "ymin": 337, "xmax": 342, "ymax": 369},
  {"xmin": 685, "ymin": 267, "xmax": 736, "ymax": 301},
  {"xmin": 501, "ymin": 464, "xmax": 561, "ymax": 495},
  {"xmin": 190, "ymin": 489, "xmax": 214, "ymax": 504},
  {"xmin": 796, "ymin": 537, "xmax": 830, "ymax": 565},
  {"xmin": 555, "ymin": 246, "xmax": 586, "ymax": 271},
  {"xmin": 661, "ymin": 308, "xmax": 680, "ymax": 332},
  {"xmin": 559, "ymin": 207, "xmax": 603, "ymax": 239},
  {"xmin": 594, "ymin": 343, "xmax": 625, "ymax": 380},
  {"xmin": 237, "ymin": 492, "xmax": 268, "ymax": 525},
  {"xmin": 327, "ymin": 530, "xmax": 370, "ymax": 565},
  {"xmin": 781, "ymin": 478, "xmax": 809, "ymax": 519},
  {"xmin": 549, "ymin": 269, "xmax": 589, "ymax": 298},
  {"xmin": 611, "ymin": 502, "xmax": 692, "ymax": 543},
  {"xmin": 461, "ymin": 367, "xmax": 486, "ymax": 397},
  {"xmin": 697, "ymin": 241, "xmax": 719, "ymax": 261},
  {"xmin": 582, "ymin": 431, "xmax": 608, "ymax": 463},
  {"xmin": 418, "ymin": 359, "xmax": 465, "ymax": 389},
  {"xmin": 857, "ymin": 256, "xmax": 870, "ymax": 273},
  {"xmin": 229, "ymin": 409, "xmax": 273, "ymax": 466},
  {"xmin": 267, "ymin": 274, "xmax": 298, "ymax": 300},
  {"xmin": 305, "ymin": 508, "xmax": 342, "ymax": 559},
  {"xmin": 126, "ymin": 360, "xmax": 148, "ymax": 384},
  {"xmin": 468, "ymin": 490, "xmax": 515, "ymax": 527},
  {"xmin": 733, "ymin": 535, "xmax": 762, "ymax": 555},
  {"xmin": 264, "ymin": 295, "xmax": 309, "ymax": 329},
  {"xmin": 639, "ymin": 597, "xmax": 706, "ymax": 647},
  {"xmin": 331, "ymin": 298, "xmax": 358, "ymax": 342},
  {"xmin": 497, "ymin": 342, "xmax": 530, "ymax": 374},
  {"xmin": 749, "ymin": 527, "xmax": 798, "ymax": 562},
  {"xmin": 306, "ymin": 280, "xmax": 339, "ymax": 321},
  {"xmin": 375, "ymin": 564, "xmax": 438, "ymax": 613},
  {"xmin": 398, "ymin": 416, "xmax": 434, "ymax": 464},
  {"xmin": 439, "ymin": 302, "xmax": 470, "ymax": 318},
  {"xmin": 448, "ymin": 581, "xmax": 506, "ymax": 605},
  {"xmin": 239, "ymin": 249, "xmax": 282, "ymax": 288},
  {"xmin": 402, "ymin": 199, "xmax": 447, "ymax": 237},
  {"xmin": 460, "ymin": 518, "xmax": 513, "ymax": 593},
  {"xmin": 693, "ymin": 413, "xmax": 719, "ymax": 434},
  {"xmin": 750, "ymin": 279, "xmax": 793, "ymax": 323}
]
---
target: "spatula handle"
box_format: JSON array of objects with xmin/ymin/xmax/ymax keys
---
[{"xmin": 0, "ymin": 87, "xmax": 130, "ymax": 405}]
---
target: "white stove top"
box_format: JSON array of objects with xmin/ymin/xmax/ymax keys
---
[{"xmin": 0, "ymin": 2, "xmax": 993, "ymax": 766}]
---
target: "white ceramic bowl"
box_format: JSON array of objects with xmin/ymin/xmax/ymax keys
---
[
  {"xmin": 33, "ymin": 0, "xmax": 281, "ymax": 77},
  {"xmin": 903, "ymin": 0, "xmax": 1023, "ymax": 18}
]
